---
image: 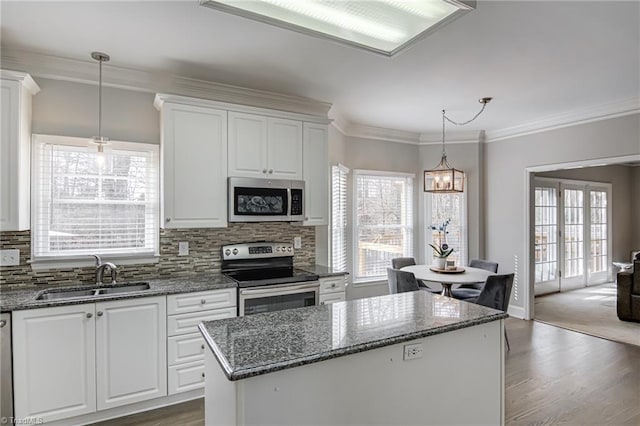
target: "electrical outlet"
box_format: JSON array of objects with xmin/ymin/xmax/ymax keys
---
[
  {"xmin": 403, "ymin": 343, "xmax": 423, "ymax": 360},
  {"xmin": 0, "ymin": 249, "xmax": 20, "ymax": 266},
  {"xmin": 293, "ymin": 236, "xmax": 302, "ymax": 249},
  {"xmin": 178, "ymin": 241, "xmax": 189, "ymax": 256}
]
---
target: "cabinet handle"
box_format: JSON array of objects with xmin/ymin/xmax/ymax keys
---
[
  {"xmin": 0, "ymin": 320, "xmax": 6, "ymax": 328},
  {"xmin": 86, "ymin": 313, "xmax": 93, "ymax": 318},
  {"xmin": 97, "ymin": 311, "xmax": 103, "ymax": 317},
  {"xmin": 262, "ymin": 169, "xmax": 267, "ymax": 174},
  {"xmin": 165, "ymin": 217, "xmax": 171, "ymax": 223},
  {"xmin": 200, "ymin": 299, "xmax": 206, "ymax": 305},
  {"xmin": 268, "ymin": 169, "xmax": 273, "ymax": 174}
]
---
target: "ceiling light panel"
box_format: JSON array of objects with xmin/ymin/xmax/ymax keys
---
[{"xmin": 200, "ymin": 0, "xmax": 475, "ymax": 56}]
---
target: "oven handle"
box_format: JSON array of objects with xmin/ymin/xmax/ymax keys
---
[{"xmin": 240, "ymin": 281, "xmax": 319, "ymax": 296}]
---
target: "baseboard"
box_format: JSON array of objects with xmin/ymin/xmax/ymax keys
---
[
  {"xmin": 45, "ymin": 389, "xmax": 203, "ymax": 426},
  {"xmin": 507, "ymin": 305, "xmax": 526, "ymax": 319}
]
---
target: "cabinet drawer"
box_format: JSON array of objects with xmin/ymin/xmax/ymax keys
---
[
  {"xmin": 319, "ymin": 276, "xmax": 346, "ymax": 294},
  {"xmin": 168, "ymin": 333, "xmax": 206, "ymax": 366},
  {"xmin": 168, "ymin": 361, "xmax": 205, "ymax": 395},
  {"xmin": 167, "ymin": 307, "xmax": 236, "ymax": 337},
  {"xmin": 319, "ymin": 292, "xmax": 346, "ymax": 305},
  {"xmin": 167, "ymin": 289, "xmax": 236, "ymax": 315}
]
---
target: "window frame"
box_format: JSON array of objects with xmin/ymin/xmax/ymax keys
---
[
  {"xmin": 30, "ymin": 134, "xmax": 160, "ymax": 270},
  {"xmin": 331, "ymin": 164, "xmax": 349, "ymax": 272},
  {"xmin": 352, "ymin": 169, "xmax": 415, "ymax": 284}
]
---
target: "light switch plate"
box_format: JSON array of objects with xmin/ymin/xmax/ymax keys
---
[
  {"xmin": 293, "ymin": 236, "xmax": 302, "ymax": 249},
  {"xmin": 178, "ymin": 241, "xmax": 189, "ymax": 256},
  {"xmin": 0, "ymin": 249, "xmax": 20, "ymax": 266}
]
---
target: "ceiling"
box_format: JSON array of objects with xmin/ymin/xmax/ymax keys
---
[{"xmin": 1, "ymin": 1, "xmax": 638, "ymax": 134}]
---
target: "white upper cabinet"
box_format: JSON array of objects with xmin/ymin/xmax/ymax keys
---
[
  {"xmin": 157, "ymin": 99, "xmax": 228, "ymax": 228},
  {"xmin": 302, "ymin": 123, "xmax": 329, "ymax": 226},
  {"xmin": 0, "ymin": 70, "xmax": 39, "ymax": 231},
  {"xmin": 228, "ymin": 111, "xmax": 303, "ymax": 180}
]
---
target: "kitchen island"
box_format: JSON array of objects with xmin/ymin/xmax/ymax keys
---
[{"xmin": 199, "ymin": 290, "xmax": 508, "ymax": 425}]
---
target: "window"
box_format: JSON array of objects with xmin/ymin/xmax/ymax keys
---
[
  {"xmin": 354, "ymin": 170, "xmax": 413, "ymax": 283},
  {"xmin": 32, "ymin": 135, "xmax": 159, "ymax": 260},
  {"xmin": 425, "ymin": 192, "xmax": 467, "ymax": 267},
  {"xmin": 331, "ymin": 164, "xmax": 349, "ymax": 271}
]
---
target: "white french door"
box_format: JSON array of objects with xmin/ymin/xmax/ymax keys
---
[{"xmin": 533, "ymin": 178, "xmax": 612, "ymax": 296}]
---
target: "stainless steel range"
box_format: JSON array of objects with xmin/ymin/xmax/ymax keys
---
[{"xmin": 221, "ymin": 242, "xmax": 319, "ymax": 316}]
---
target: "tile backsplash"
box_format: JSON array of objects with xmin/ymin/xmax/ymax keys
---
[{"xmin": 0, "ymin": 223, "xmax": 315, "ymax": 289}]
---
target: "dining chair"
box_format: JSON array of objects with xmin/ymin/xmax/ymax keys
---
[
  {"xmin": 387, "ymin": 268, "xmax": 420, "ymax": 294},
  {"xmin": 390, "ymin": 258, "xmax": 440, "ymax": 294},
  {"xmin": 451, "ymin": 259, "xmax": 499, "ymax": 300},
  {"xmin": 464, "ymin": 273, "xmax": 514, "ymax": 350}
]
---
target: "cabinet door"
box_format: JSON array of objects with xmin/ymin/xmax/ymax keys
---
[
  {"xmin": 13, "ymin": 305, "xmax": 97, "ymax": 423},
  {"xmin": 95, "ymin": 296, "xmax": 167, "ymax": 410},
  {"xmin": 267, "ymin": 117, "xmax": 303, "ymax": 179},
  {"xmin": 162, "ymin": 103, "xmax": 227, "ymax": 228},
  {"xmin": 302, "ymin": 122, "xmax": 328, "ymax": 225},
  {"xmin": 228, "ymin": 111, "xmax": 268, "ymax": 178}
]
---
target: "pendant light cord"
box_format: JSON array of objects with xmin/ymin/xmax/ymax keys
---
[
  {"xmin": 98, "ymin": 58, "xmax": 103, "ymax": 139},
  {"xmin": 440, "ymin": 98, "xmax": 491, "ymax": 159}
]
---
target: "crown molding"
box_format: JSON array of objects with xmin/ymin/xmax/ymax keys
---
[
  {"xmin": 0, "ymin": 49, "xmax": 331, "ymax": 118},
  {"xmin": 418, "ymin": 130, "xmax": 481, "ymax": 145},
  {"xmin": 0, "ymin": 69, "xmax": 40, "ymax": 94},
  {"xmin": 332, "ymin": 117, "xmax": 421, "ymax": 144},
  {"xmin": 485, "ymin": 97, "xmax": 640, "ymax": 142}
]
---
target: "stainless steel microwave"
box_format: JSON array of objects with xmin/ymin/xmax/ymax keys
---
[{"xmin": 228, "ymin": 177, "xmax": 305, "ymax": 222}]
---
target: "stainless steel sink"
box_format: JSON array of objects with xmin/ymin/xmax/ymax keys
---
[{"xmin": 35, "ymin": 282, "xmax": 151, "ymax": 301}]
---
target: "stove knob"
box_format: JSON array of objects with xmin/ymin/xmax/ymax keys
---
[
  {"xmin": 232, "ymin": 248, "xmax": 238, "ymax": 255},
  {"xmin": 225, "ymin": 249, "xmax": 231, "ymax": 256},
  {"xmin": 276, "ymin": 247, "xmax": 280, "ymax": 252},
  {"xmin": 287, "ymin": 247, "xmax": 292, "ymax": 252}
]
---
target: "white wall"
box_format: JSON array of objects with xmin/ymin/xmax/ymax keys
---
[
  {"xmin": 32, "ymin": 78, "xmax": 158, "ymax": 143},
  {"xmin": 485, "ymin": 113, "xmax": 640, "ymax": 315},
  {"xmin": 537, "ymin": 165, "xmax": 635, "ymax": 262}
]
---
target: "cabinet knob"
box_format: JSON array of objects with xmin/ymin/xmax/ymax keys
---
[
  {"xmin": 165, "ymin": 217, "xmax": 171, "ymax": 223},
  {"xmin": 201, "ymin": 372, "xmax": 205, "ymax": 379},
  {"xmin": 320, "ymin": 301, "xmax": 325, "ymax": 305},
  {"xmin": 268, "ymin": 169, "xmax": 273, "ymax": 174},
  {"xmin": 97, "ymin": 311, "xmax": 103, "ymax": 317},
  {"xmin": 262, "ymin": 169, "xmax": 267, "ymax": 174},
  {"xmin": 305, "ymin": 217, "xmax": 309, "ymax": 221},
  {"xmin": 331, "ymin": 283, "xmax": 336, "ymax": 288},
  {"xmin": 201, "ymin": 299, "xmax": 206, "ymax": 304},
  {"xmin": 0, "ymin": 320, "xmax": 6, "ymax": 328},
  {"xmin": 201, "ymin": 344, "xmax": 205, "ymax": 350},
  {"xmin": 86, "ymin": 313, "xmax": 93, "ymax": 318}
]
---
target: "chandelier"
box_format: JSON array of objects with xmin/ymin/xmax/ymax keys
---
[{"xmin": 424, "ymin": 97, "xmax": 492, "ymax": 193}]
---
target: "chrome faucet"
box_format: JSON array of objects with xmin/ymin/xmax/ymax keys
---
[{"xmin": 92, "ymin": 255, "xmax": 117, "ymax": 285}]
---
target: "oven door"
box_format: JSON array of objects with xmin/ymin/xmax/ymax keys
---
[{"xmin": 239, "ymin": 281, "xmax": 319, "ymax": 316}]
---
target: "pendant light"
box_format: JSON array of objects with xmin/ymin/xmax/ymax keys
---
[
  {"xmin": 90, "ymin": 52, "xmax": 110, "ymax": 161},
  {"xmin": 424, "ymin": 97, "xmax": 492, "ymax": 193}
]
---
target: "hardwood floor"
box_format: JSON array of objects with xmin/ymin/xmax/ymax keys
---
[{"xmin": 95, "ymin": 318, "xmax": 640, "ymax": 426}]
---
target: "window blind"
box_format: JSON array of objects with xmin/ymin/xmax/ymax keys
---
[
  {"xmin": 331, "ymin": 165, "xmax": 349, "ymax": 271},
  {"xmin": 354, "ymin": 171, "xmax": 413, "ymax": 282},
  {"xmin": 425, "ymin": 191, "xmax": 467, "ymax": 267},
  {"xmin": 32, "ymin": 135, "xmax": 159, "ymax": 258}
]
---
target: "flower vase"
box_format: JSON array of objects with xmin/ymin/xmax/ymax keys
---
[{"xmin": 433, "ymin": 257, "xmax": 446, "ymax": 270}]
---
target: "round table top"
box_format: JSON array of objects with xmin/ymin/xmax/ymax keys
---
[{"xmin": 400, "ymin": 265, "xmax": 494, "ymax": 284}]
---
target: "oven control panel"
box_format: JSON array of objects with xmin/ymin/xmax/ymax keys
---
[{"xmin": 222, "ymin": 242, "xmax": 294, "ymax": 260}]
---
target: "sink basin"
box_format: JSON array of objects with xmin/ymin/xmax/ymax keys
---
[{"xmin": 35, "ymin": 282, "xmax": 151, "ymax": 301}]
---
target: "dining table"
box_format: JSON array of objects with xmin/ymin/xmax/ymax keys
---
[{"xmin": 400, "ymin": 265, "xmax": 495, "ymax": 297}]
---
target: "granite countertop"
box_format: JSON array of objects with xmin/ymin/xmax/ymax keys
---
[
  {"xmin": 0, "ymin": 274, "xmax": 237, "ymax": 312},
  {"xmin": 199, "ymin": 290, "xmax": 507, "ymax": 381},
  {"xmin": 297, "ymin": 264, "xmax": 349, "ymax": 278}
]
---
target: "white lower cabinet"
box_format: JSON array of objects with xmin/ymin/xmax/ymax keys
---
[
  {"xmin": 167, "ymin": 289, "xmax": 236, "ymax": 395},
  {"xmin": 12, "ymin": 296, "xmax": 167, "ymax": 423},
  {"xmin": 95, "ymin": 297, "xmax": 167, "ymax": 410},
  {"xmin": 13, "ymin": 304, "xmax": 96, "ymax": 423},
  {"xmin": 318, "ymin": 275, "xmax": 347, "ymax": 305}
]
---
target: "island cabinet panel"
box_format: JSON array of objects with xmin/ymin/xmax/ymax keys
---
[
  {"xmin": 302, "ymin": 122, "xmax": 328, "ymax": 226},
  {"xmin": 95, "ymin": 296, "xmax": 167, "ymax": 410},
  {"xmin": 205, "ymin": 320, "xmax": 504, "ymax": 426},
  {"xmin": 160, "ymin": 102, "xmax": 228, "ymax": 228},
  {"xmin": 228, "ymin": 112, "xmax": 303, "ymax": 180},
  {"xmin": 13, "ymin": 304, "xmax": 97, "ymax": 423}
]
